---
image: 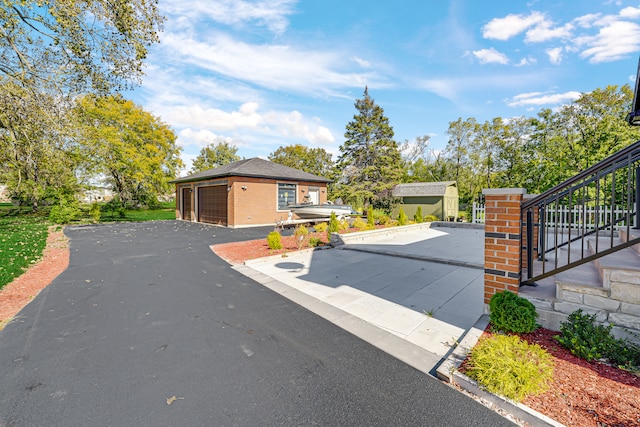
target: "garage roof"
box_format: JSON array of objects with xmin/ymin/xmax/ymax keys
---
[
  {"xmin": 392, "ymin": 181, "xmax": 457, "ymax": 197},
  {"xmin": 171, "ymin": 157, "xmax": 332, "ymax": 184}
]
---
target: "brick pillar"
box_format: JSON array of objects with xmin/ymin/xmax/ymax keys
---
[{"xmin": 482, "ymin": 188, "xmax": 527, "ymax": 304}]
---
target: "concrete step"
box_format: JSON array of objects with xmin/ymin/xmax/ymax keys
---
[
  {"xmin": 587, "ymin": 237, "xmax": 640, "ymax": 287},
  {"xmin": 619, "ymin": 227, "xmax": 640, "ymax": 254}
]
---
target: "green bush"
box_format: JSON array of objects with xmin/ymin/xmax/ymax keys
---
[
  {"xmin": 338, "ymin": 218, "xmax": 350, "ymax": 231},
  {"xmin": 424, "ymin": 214, "xmax": 438, "ymax": 222},
  {"xmin": 314, "ymin": 222, "xmax": 328, "ymax": 233},
  {"xmin": 293, "ymin": 225, "xmax": 309, "ymax": 250},
  {"xmin": 367, "ymin": 209, "xmax": 375, "ymax": 229},
  {"xmin": 267, "ymin": 231, "xmax": 282, "ymax": 250},
  {"xmin": 89, "ymin": 202, "xmax": 101, "ymax": 222},
  {"xmin": 352, "ymin": 216, "xmax": 367, "ymax": 231},
  {"xmin": 397, "ymin": 208, "xmax": 408, "ymax": 226},
  {"xmin": 466, "ymin": 334, "xmax": 554, "ymax": 402},
  {"xmin": 489, "ymin": 291, "xmax": 538, "ymax": 334},
  {"xmin": 414, "ymin": 206, "xmax": 423, "ymax": 223},
  {"xmin": 48, "ymin": 195, "xmax": 81, "ymax": 224},
  {"xmin": 377, "ymin": 214, "xmax": 390, "ymax": 225},
  {"xmin": 309, "ymin": 236, "xmax": 324, "ymax": 247},
  {"xmin": 327, "ymin": 211, "xmax": 339, "ymax": 242},
  {"xmin": 555, "ymin": 309, "xmax": 640, "ymax": 369}
]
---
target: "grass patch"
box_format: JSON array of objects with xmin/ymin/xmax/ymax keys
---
[
  {"xmin": 0, "ymin": 212, "xmax": 50, "ymax": 290},
  {"xmin": 0, "ymin": 200, "xmax": 176, "ymax": 290},
  {"xmin": 98, "ymin": 201, "xmax": 175, "ymax": 222}
]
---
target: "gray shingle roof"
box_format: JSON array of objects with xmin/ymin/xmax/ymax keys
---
[
  {"xmin": 392, "ymin": 181, "xmax": 457, "ymax": 197},
  {"xmin": 170, "ymin": 157, "xmax": 331, "ymax": 184}
]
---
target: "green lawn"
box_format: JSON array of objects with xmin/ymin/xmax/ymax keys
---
[
  {"xmin": 0, "ymin": 208, "xmax": 50, "ymax": 290},
  {"xmin": 97, "ymin": 201, "xmax": 176, "ymax": 222},
  {"xmin": 0, "ymin": 201, "xmax": 176, "ymax": 290}
]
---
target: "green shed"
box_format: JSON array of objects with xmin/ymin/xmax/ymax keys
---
[{"xmin": 392, "ymin": 181, "xmax": 459, "ymax": 221}]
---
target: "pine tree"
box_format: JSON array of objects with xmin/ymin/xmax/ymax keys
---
[{"xmin": 335, "ymin": 87, "xmax": 403, "ymax": 206}]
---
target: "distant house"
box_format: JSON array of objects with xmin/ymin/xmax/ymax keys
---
[
  {"xmin": 81, "ymin": 187, "xmax": 114, "ymax": 203},
  {"xmin": 392, "ymin": 181, "xmax": 459, "ymax": 220},
  {"xmin": 0, "ymin": 185, "xmax": 9, "ymax": 203},
  {"xmin": 170, "ymin": 158, "xmax": 331, "ymax": 227}
]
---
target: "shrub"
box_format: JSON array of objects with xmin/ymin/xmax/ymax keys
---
[
  {"xmin": 555, "ymin": 309, "xmax": 640, "ymax": 369},
  {"xmin": 555, "ymin": 310, "xmax": 612, "ymax": 361},
  {"xmin": 489, "ymin": 291, "xmax": 538, "ymax": 334},
  {"xmin": 89, "ymin": 202, "xmax": 101, "ymax": 222},
  {"xmin": 397, "ymin": 208, "xmax": 408, "ymax": 226},
  {"xmin": 367, "ymin": 209, "xmax": 375, "ymax": 229},
  {"xmin": 293, "ymin": 225, "xmax": 309, "ymax": 250},
  {"xmin": 424, "ymin": 214, "xmax": 438, "ymax": 222},
  {"xmin": 267, "ymin": 231, "xmax": 282, "ymax": 250},
  {"xmin": 466, "ymin": 334, "xmax": 554, "ymax": 402},
  {"xmin": 309, "ymin": 236, "xmax": 324, "ymax": 247},
  {"xmin": 377, "ymin": 214, "xmax": 390, "ymax": 225},
  {"xmin": 314, "ymin": 222, "xmax": 328, "ymax": 233},
  {"xmin": 414, "ymin": 206, "xmax": 423, "ymax": 223},
  {"xmin": 352, "ymin": 216, "xmax": 367, "ymax": 231},
  {"xmin": 338, "ymin": 218, "xmax": 350, "ymax": 231},
  {"xmin": 49, "ymin": 195, "xmax": 81, "ymax": 224}
]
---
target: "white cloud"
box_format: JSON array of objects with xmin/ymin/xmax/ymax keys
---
[
  {"xmin": 166, "ymin": 103, "xmax": 335, "ymax": 147},
  {"xmin": 159, "ymin": 32, "xmax": 384, "ymax": 96},
  {"xmin": 352, "ymin": 56, "xmax": 372, "ymax": 68},
  {"xmin": 483, "ymin": 11, "xmax": 546, "ymax": 40},
  {"xmin": 472, "ymin": 48, "xmax": 509, "ymax": 64},
  {"xmin": 178, "ymin": 129, "xmax": 233, "ymax": 149},
  {"xmin": 161, "ymin": 0, "xmax": 297, "ymax": 34},
  {"xmin": 620, "ymin": 6, "xmax": 640, "ymax": 19},
  {"xmin": 515, "ymin": 56, "xmax": 536, "ymax": 66},
  {"xmin": 546, "ymin": 47, "xmax": 563, "ymax": 64},
  {"xmin": 507, "ymin": 91, "xmax": 581, "ymax": 107},
  {"xmin": 573, "ymin": 13, "xmax": 602, "ymax": 29},
  {"xmin": 577, "ymin": 20, "xmax": 640, "ymax": 63},
  {"xmin": 525, "ymin": 22, "xmax": 573, "ymax": 42}
]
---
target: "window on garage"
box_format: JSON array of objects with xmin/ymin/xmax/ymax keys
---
[{"xmin": 277, "ymin": 183, "xmax": 296, "ymax": 210}]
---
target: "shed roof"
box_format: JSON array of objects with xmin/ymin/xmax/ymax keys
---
[
  {"xmin": 392, "ymin": 181, "xmax": 457, "ymax": 197},
  {"xmin": 171, "ymin": 157, "xmax": 331, "ymax": 184}
]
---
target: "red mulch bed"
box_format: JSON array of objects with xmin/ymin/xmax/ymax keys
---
[
  {"xmin": 212, "ymin": 231, "xmax": 329, "ymax": 265},
  {"xmin": 461, "ymin": 327, "xmax": 640, "ymax": 427}
]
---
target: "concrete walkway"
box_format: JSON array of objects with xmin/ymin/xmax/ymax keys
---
[{"xmin": 236, "ymin": 223, "xmax": 485, "ymax": 375}]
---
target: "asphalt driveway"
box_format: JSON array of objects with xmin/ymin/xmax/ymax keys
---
[{"xmin": 0, "ymin": 221, "xmax": 513, "ymax": 426}]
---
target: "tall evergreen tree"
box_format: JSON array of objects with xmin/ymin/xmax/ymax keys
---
[{"xmin": 335, "ymin": 87, "xmax": 403, "ymax": 207}]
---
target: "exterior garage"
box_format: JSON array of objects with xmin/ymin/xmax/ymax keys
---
[
  {"xmin": 197, "ymin": 185, "xmax": 227, "ymax": 225},
  {"xmin": 171, "ymin": 158, "xmax": 331, "ymax": 228}
]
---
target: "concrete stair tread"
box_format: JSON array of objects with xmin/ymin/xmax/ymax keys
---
[{"xmin": 587, "ymin": 237, "xmax": 640, "ymax": 274}]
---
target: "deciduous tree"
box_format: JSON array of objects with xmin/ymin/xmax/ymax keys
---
[
  {"xmin": 268, "ymin": 144, "xmax": 333, "ymax": 177},
  {"xmin": 0, "ymin": 0, "xmax": 164, "ymax": 94},
  {"xmin": 76, "ymin": 95, "xmax": 183, "ymax": 206},
  {"xmin": 191, "ymin": 140, "xmax": 241, "ymax": 173},
  {"xmin": 0, "ymin": 82, "xmax": 80, "ymax": 210}
]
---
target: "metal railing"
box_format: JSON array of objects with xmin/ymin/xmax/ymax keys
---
[{"xmin": 521, "ymin": 140, "xmax": 640, "ymax": 285}]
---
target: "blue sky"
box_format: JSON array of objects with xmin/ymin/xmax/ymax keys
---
[{"xmin": 128, "ymin": 0, "xmax": 640, "ymax": 175}]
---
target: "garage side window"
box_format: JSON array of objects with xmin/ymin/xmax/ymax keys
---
[{"xmin": 277, "ymin": 183, "xmax": 296, "ymax": 210}]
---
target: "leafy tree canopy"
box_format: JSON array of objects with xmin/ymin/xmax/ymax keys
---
[
  {"xmin": 0, "ymin": 0, "xmax": 164, "ymax": 94},
  {"xmin": 75, "ymin": 94, "xmax": 183, "ymax": 206},
  {"xmin": 191, "ymin": 140, "xmax": 241, "ymax": 173},
  {"xmin": 268, "ymin": 144, "xmax": 333, "ymax": 177},
  {"xmin": 0, "ymin": 81, "xmax": 80, "ymax": 209}
]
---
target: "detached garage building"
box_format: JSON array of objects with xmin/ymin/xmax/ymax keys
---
[
  {"xmin": 171, "ymin": 158, "xmax": 331, "ymax": 228},
  {"xmin": 392, "ymin": 181, "xmax": 459, "ymax": 221}
]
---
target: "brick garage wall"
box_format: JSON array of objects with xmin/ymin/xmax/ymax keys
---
[
  {"xmin": 482, "ymin": 188, "xmax": 526, "ymax": 304},
  {"xmin": 231, "ymin": 178, "xmax": 328, "ymax": 227}
]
